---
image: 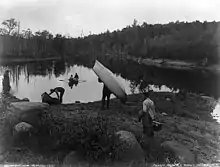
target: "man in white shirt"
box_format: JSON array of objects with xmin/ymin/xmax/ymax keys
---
[{"xmin": 138, "ymin": 91, "xmax": 156, "ymax": 137}]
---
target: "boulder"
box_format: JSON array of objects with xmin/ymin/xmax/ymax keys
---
[
  {"xmin": 12, "ymin": 122, "xmax": 36, "ymax": 146},
  {"xmin": 3, "ymin": 102, "xmax": 52, "ymax": 150},
  {"xmin": 161, "ymin": 140, "xmax": 197, "ymax": 164},
  {"xmin": 14, "ymin": 122, "xmax": 34, "ymax": 133},
  {"xmin": 62, "ymin": 151, "xmax": 89, "ymax": 167},
  {"xmin": 5, "ymin": 102, "xmax": 50, "ymax": 128},
  {"xmin": 112, "ymin": 130, "xmax": 145, "ymax": 164}
]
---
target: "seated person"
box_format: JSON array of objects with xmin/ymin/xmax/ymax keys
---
[
  {"xmin": 68, "ymin": 74, "xmax": 79, "ymax": 88},
  {"xmin": 74, "ymin": 73, "xmax": 79, "ymax": 80}
]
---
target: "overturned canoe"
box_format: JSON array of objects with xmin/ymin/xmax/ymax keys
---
[{"xmin": 93, "ymin": 60, "xmax": 127, "ymax": 103}]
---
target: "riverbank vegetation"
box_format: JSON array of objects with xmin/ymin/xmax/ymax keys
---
[
  {"xmin": 1, "ymin": 91, "xmax": 219, "ymax": 165},
  {"xmin": 0, "ymin": 18, "xmax": 220, "ymax": 65}
]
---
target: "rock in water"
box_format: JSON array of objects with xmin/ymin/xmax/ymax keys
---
[
  {"xmin": 6, "ymin": 102, "xmax": 50, "ymax": 128},
  {"xmin": 161, "ymin": 140, "xmax": 197, "ymax": 164},
  {"xmin": 62, "ymin": 151, "xmax": 89, "ymax": 167},
  {"xmin": 112, "ymin": 130, "xmax": 145, "ymax": 164}
]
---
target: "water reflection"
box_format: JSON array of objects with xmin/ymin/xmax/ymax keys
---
[
  {"xmin": 0, "ymin": 56, "xmax": 219, "ymax": 103},
  {"xmin": 53, "ymin": 60, "xmax": 66, "ymax": 77},
  {"xmin": 105, "ymin": 57, "xmax": 220, "ymax": 98}
]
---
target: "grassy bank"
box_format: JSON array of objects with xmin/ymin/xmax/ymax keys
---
[{"xmin": 0, "ymin": 91, "xmax": 219, "ymax": 165}]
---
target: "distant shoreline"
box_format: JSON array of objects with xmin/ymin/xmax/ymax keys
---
[
  {"xmin": 105, "ymin": 54, "xmax": 220, "ymax": 74},
  {"xmin": 1, "ymin": 54, "xmax": 220, "ymax": 74}
]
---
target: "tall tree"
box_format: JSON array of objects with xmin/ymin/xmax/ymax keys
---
[
  {"xmin": 35, "ymin": 30, "xmax": 53, "ymax": 39},
  {"xmin": 21, "ymin": 28, "xmax": 33, "ymax": 39},
  {"xmin": 1, "ymin": 18, "xmax": 18, "ymax": 35}
]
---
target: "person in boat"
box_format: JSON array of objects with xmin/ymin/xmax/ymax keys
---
[
  {"xmin": 68, "ymin": 75, "xmax": 74, "ymax": 89},
  {"xmin": 49, "ymin": 87, "xmax": 65, "ymax": 103},
  {"xmin": 69, "ymin": 73, "xmax": 79, "ymax": 81},
  {"xmin": 138, "ymin": 91, "xmax": 156, "ymax": 137},
  {"xmin": 74, "ymin": 73, "xmax": 79, "ymax": 80},
  {"xmin": 2, "ymin": 70, "xmax": 11, "ymax": 94},
  {"xmin": 68, "ymin": 74, "xmax": 79, "ymax": 89},
  {"xmin": 41, "ymin": 92, "xmax": 61, "ymax": 105},
  {"xmin": 98, "ymin": 78, "xmax": 112, "ymax": 109}
]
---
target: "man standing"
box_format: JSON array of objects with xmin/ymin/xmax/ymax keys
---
[
  {"xmin": 98, "ymin": 78, "xmax": 112, "ymax": 109},
  {"xmin": 49, "ymin": 87, "xmax": 65, "ymax": 103},
  {"xmin": 138, "ymin": 91, "xmax": 156, "ymax": 137}
]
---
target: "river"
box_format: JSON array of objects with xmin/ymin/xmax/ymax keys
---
[{"xmin": 0, "ymin": 56, "xmax": 219, "ymax": 105}]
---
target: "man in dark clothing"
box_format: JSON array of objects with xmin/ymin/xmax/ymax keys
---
[
  {"xmin": 41, "ymin": 92, "xmax": 61, "ymax": 105},
  {"xmin": 98, "ymin": 78, "xmax": 112, "ymax": 109},
  {"xmin": 49, "ymin": 87, "xmax": 65, "ymax": 103}
]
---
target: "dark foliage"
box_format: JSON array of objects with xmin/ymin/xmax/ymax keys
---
[
  {"xmin": 38, "ymin": 112, "xmax": 118, "ymax": 161},
  {"xmin": 0, "ymin": 19, "xmax": 220, "ymax": 65}
]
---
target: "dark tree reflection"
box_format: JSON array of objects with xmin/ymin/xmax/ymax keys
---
[{"xmin": 53, "ymin": 60, "xmax": 66, "ymax": 78}]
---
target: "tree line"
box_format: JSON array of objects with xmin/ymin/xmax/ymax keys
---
[{"xmin": 0, "ymin": 18, "xmax": 219, "ymax": 65}]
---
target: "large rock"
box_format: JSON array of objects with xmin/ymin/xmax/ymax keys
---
[
  {"xmin": 161, "ymin": 140, "xmax": 197, "ymax": 164},
  {"xmin": 12, "ymin": 122, "xmax": 36, "ymax": 146},
  {"xmin": 14, "ymin": 122, "xmax": 34, "ymax": 133},
  {"xmin": 5, "ymin": 102, "xmax": 50, "ymax": 128},
  {"xmin": 62, "ymin": 151, "xmax": 89, "ymax": 167},
  {"xmin": 112, "ymin": 130, "xmax": 145, "ymax": 164},
  {"xmin": 2, "ymin": 102, "xmax": 51, "ymax": 150}
]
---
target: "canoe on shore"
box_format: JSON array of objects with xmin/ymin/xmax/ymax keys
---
[{"xmin": 93, "ymin": 60, "xmax": 127, "ymax": 103}]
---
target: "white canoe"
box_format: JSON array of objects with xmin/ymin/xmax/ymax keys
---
[{"xmin": 93, "ymin": 60, "xmax": 127, "ymax": 103}]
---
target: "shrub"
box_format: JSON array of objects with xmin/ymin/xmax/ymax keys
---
[{"xmin": 39, "ymin": 112, "xmax": 118, "ymax": 161}]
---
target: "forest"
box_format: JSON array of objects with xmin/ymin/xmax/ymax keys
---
[{"xmin": 0, "ymin": 18, "xmax": 220, "ymax": 65}]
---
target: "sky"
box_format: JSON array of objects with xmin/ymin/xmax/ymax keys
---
[{"xmin": 0, "ymin": 0, "xmax": 219, "ymax": 37}]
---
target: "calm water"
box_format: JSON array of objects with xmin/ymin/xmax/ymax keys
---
[
  {"xmin": 0, "ymin": 56, "xmax": 219, "ymax": 105},
  {"xmin": 0, "ymin": 60, "xmax": 173, "ymax": 103}
]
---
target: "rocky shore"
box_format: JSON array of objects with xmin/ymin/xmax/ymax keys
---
[{"xmin": 0, "ymin": 91, "xmax": 219, "ymax": 166}]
